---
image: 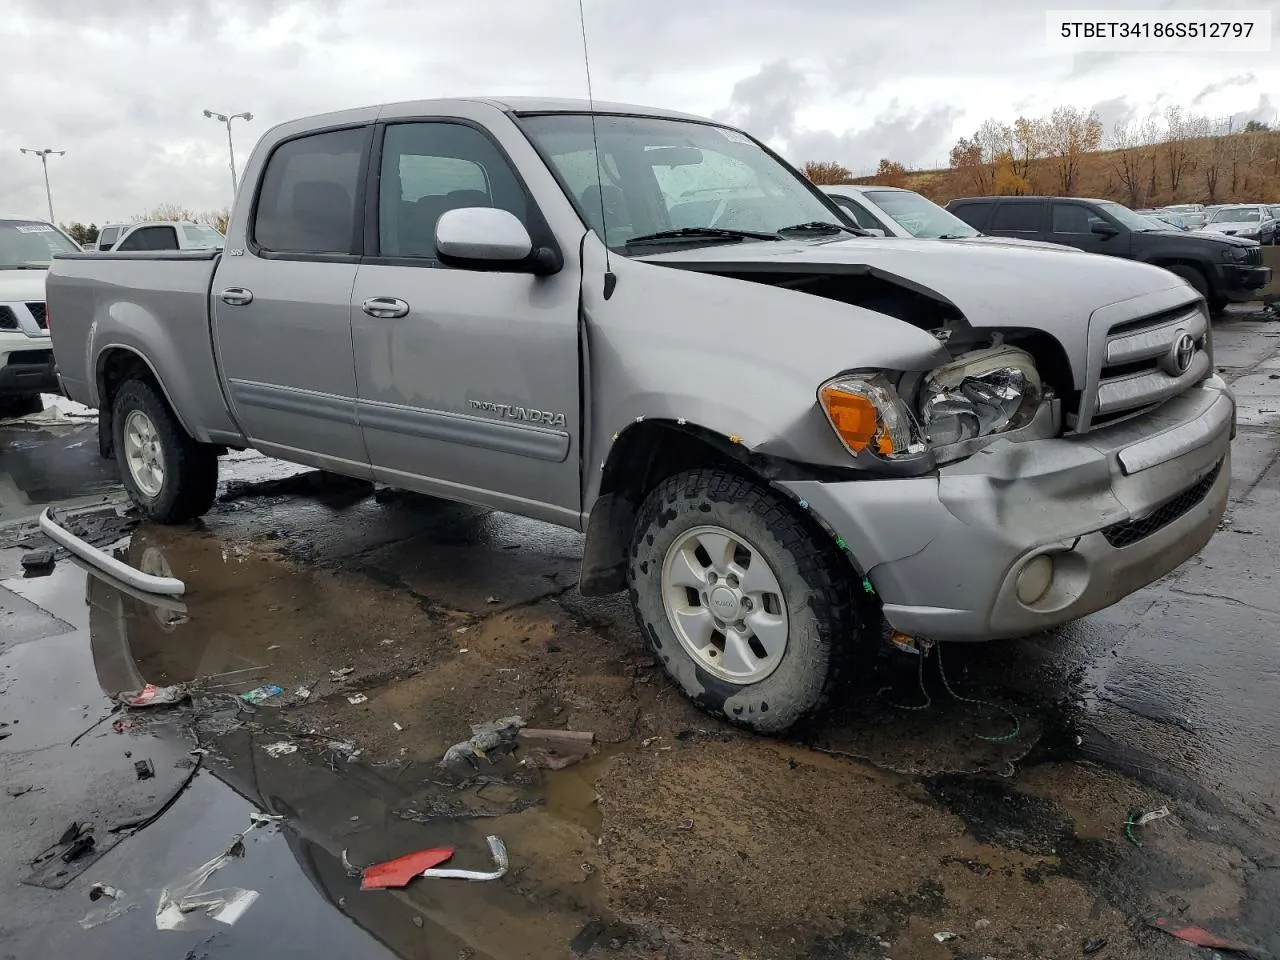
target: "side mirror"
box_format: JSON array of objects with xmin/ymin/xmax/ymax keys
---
[
  {"xmin": 1091, "ymin": 222, "xmax": 1120, "ymax": 238},
  {"xmin": 435, "ymin": 207, "xmax": 559, "ymax": 274}
]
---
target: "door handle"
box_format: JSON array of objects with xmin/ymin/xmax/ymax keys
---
[
  {"xmin": 362, "ymin": 297, "xmax": 410, "ymax": 319},
  {"xmin": 220, "ymin": 287, "xmax": 253, "ymax": 306}
]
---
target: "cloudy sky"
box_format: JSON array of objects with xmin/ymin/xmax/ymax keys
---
[{"xmin": 4, "ymin": 0, "xmax": 1278, "ymax": 226}]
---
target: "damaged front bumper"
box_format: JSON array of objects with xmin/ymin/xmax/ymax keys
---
[{"xmin": 780, "ymin": 376, "xmax": 1234, "ymax": 641}]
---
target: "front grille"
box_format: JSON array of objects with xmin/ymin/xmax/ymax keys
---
[
  {"xmin": 0, "ymin": 306, "xmax": 16, "ymax": 330},
  {"xmin": 25, "ymin": 302, "xmax": 46, "ymax": 328},
  {"xmin": 1085, "ymin": 305, "xmax": 1209, "ymax": 429},
  {"xmin": 1102, "ymin": 462, "xmax": 1222, "ymax": 548},
  {"xmin": 1242, "ymin": 246, "xmax": 1262, "ymax": 266}
]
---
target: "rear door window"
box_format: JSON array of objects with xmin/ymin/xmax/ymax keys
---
[
  {"xmin": 990, "ymin": 202, "xmax": 1043, "ymax": 235},
  {"xmin": 116, "ymin": 226, "xmax": 179, "ymax": 251},
  {"xmin": 253, "ymin": 126, "xmax": 368, "ymax": 255},
  {"xmin": 948, "ymin": 202, "xmax": 991, "ymax": 231}
]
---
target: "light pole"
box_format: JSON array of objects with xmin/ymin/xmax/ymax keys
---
[
  {"xmin": 19, "ymin": 148, "xmax": 65, "ymax": 224},
  {"xmin": 202, "ymin": 110, "xmax": 253, "ymax": 196}
]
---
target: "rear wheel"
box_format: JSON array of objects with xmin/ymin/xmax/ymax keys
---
[
  {"xmin": 627, "ymin": 468, "xmax": 875, "ymax": 734},
  {"xmin": 112, "ymin": 379, "xmax": 218, "ymax": 523},
  {"xmin": 1164, "ymin": 264, "xmax": 1225, "ymax": 317}
]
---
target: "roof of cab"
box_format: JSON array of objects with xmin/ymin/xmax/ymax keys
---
[{"xmin": 384, "ymin": 96, "xmax": 716, "ymax": 122}]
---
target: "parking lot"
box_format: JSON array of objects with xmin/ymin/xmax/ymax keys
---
[{"xmin": 0, "ymin": 308, "xmax": 1277, "ymax": 959}]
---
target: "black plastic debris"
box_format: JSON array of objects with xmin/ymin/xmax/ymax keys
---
[
  {"xmin": 1082, "ymin": 937, "xmax": 1108, "ymax": 954},
  {"xmin": 20, "ymin": 547, "xmax": 54, "ymax": 578},
  {"xmin": 134, "ymin": 759, "xmax": 155, "ymax": 781}
]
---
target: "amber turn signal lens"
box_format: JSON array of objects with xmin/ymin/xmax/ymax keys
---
[{"xmin": 819, "ymin": 384, "xmax": 886, "ymax": 454}]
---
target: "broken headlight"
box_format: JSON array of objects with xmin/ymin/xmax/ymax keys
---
[{"xmin": 918, "ymin": 346, "xmax": 1042, "ymax": 446}]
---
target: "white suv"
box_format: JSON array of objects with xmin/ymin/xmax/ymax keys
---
[{"xmin": 0, "ymin": 217, "xmax": 80, "ymax": 417}]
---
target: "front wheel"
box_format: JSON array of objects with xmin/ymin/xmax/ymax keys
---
[
  {"xmin": 112, "ymin": 379, "xmax": 218, "ymax": 523},
  {"xmin": 627, "ymin": 468, "xmax": 874, "ymax": 734}
]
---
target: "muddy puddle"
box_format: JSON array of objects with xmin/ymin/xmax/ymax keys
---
[{"xmin": 2, "ymin": 475, "xmax": 1276, "ymax": 958}]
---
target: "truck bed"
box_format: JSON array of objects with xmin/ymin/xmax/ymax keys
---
[{"xmin": 47, "ymin": 250, "xmax": 242, "ymax": 444}]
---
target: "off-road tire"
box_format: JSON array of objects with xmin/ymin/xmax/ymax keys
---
[
  {"xmin": 112, "ymin": 379, "xmax": 218, "ymax": 523},
  {"xmin": 627, "ymin": 468, "xmax": 875, "ymax": 734}
]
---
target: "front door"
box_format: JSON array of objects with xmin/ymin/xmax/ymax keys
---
[
  {"xmin": 213, "ymin": 123, "xmax": 373, "ymax": 477},
  {"xmin": 349, "ymin": 119, "xmax": 582, "ymax": 526},
  {"xmin": 1047, "ymin": 201, "xmax": 1131, "ymax": 257}
]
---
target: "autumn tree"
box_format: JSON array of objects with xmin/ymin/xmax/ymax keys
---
[
  {"xmin": 949, "ymin": 119, "xmax": 1012, "ymax": 194},
  {"xmin": 803, "ymin": 160, "xmax": 854, "ymax": 185},
  {"xmin": 872, "ymin": 158, "xmax": 908, "ymax": 187},
  {"xmin": 1011, "ymin": 116, "xmax": 1048, "ymax": 184},
  {"xmin": 1044, "ymin": 106, "xmax": 1102, "ymax": 195},
  {"xmin": 993, "ymin": 152, "xmax": 1031, "ymax": 194}
]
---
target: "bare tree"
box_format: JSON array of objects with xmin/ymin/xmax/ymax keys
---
[
  {"xmin": 200, "ymin": 209, "xmax": 231, "ymax": 234},
  {"xmin": 136, "ymin": 202, "xmax": 197, "ymax": 222},
  {"xmin": 1044, "ymin": 106, "xmax": 1102, "ymax": 194},
  {"xmin": 1161, "ymin": 106, "xmax": 1198, "ymax": 194},
  {"xmin": 1136, "ymin": 115, "xmax": 1162, "ymax": 199},
  {"xmin": 1108, "ymin": 120, "xmax": 1147, "ymax": 207},
  {"xmin": 1201, "ymin": 119, "xmax": 1231, "ymax": 202}
]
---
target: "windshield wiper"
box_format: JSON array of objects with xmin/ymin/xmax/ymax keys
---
[
  {"xmin": 0, "ymin": 264, "xmax": 50, "ymax": 270},
  {"xmin": 625, "ymin": 227, "xmax": 782, "ymax": 247},
  {"xmin": 776, "ymin": 221, "xmax": 866, "ymax": 237},
  {"xmin": 935, "ymin": 233, "xmax": 974, "ymax": 240}
]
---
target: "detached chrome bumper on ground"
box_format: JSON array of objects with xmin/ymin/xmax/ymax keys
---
[{"xmin": 782, "ymin": 377, "xmax": 1234, "ymax": 641}]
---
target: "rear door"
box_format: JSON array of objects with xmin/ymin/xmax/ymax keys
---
[
  {"xmin": 349, "ymin": 113, "xmax": 582, "ymax": 526},
  {"xmin": 116, "ymin": 226, "xmax": 180, "ymax": 251},
  {"xmin": 212, "ymin": 121, "xmax": 375, "ymax": 476},
  {"xmin": 986, "ymin": 201, "xmax": 1045, "ymax": 242},
  {"xmin": 946, "ymin": 201, "xmax": 992, "ymax": 232}
]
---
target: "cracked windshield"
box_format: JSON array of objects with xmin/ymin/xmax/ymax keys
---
[{"xmin": 2, "ymin": 2, "xmax": 1279, "ymax": 959}]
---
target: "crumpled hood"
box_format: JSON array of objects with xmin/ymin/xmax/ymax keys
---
[
  {"xmin": 641, "ymin": 236, "xmax": 1188, "ymax": 334},
  {"xmin": 0, "ymin": 269, "xmax": 48, "ymax": 303}
]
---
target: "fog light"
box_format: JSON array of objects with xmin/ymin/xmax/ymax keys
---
[{"xmin": 1016, "ymin": 554, "xmax": 1054, "ymax": 605}]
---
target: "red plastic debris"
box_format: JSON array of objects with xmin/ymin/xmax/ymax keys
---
[
  {"xmin": 1148, "ymin": 917, "xmax": 1258, "ymax": 954},
  {"xmin": 360, "ymin": 848, "xmax": 455, "ymax": 890}
]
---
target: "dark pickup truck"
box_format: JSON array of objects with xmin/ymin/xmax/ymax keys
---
[{"xmin": 945, "ymin": 196, "xmax": 1271, "ymax": 315}]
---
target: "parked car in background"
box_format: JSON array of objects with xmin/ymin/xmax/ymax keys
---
[
  {"xmin": 0, "ymin": 216, "xmax": 80, "ymax": 417},
  {"xmin": 945, "ymin": 195, "xmax": 1270, "ymax": 314},
  {"xmin": 1269, "ymin": 204, "xmax": 1280, "ymax": 224},
  {"xmin": 1162, "ymin": 204, "xmax": 1207, "ymax": 229},
  {"xmin": 94, "ymin": 222, "xmax": 131, "ymax": 252},
  {"xmin": 107, "ymin": 221, "xmax": 226, "ymax": 252},
  {"xmin": 821, "ymin": 185, "xmax": 1070, "ymax": 250},
  {"xmin": 1146, "ymin": 212, "xmax": 1190, "ymax": 231},
  {"xmin": 1201, "ymin": 205, "xmax": 1278, "ymax": 244},
  {"xmin": 48, "ymin": 97, "xmax": 1234, "ymax": 732}
]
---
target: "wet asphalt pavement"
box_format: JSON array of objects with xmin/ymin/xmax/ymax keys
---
[{"xmin": 2, "ymin": 313, "xmax": 1279, "ymax": 960}]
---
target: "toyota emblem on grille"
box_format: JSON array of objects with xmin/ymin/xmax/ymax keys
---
[{"xmin": 1166, "ymin": 332, "xmax": 1196, "ymax": 375}]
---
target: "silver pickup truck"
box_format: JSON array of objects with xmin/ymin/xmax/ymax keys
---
[{"xmin": 48, "ymin": 97, "xmax": 1234, "ymax": 732}]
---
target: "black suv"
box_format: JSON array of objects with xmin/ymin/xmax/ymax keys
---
[{"xmin": 945, "ymin": 195, "xmax": 1270, "ymax": 314}]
